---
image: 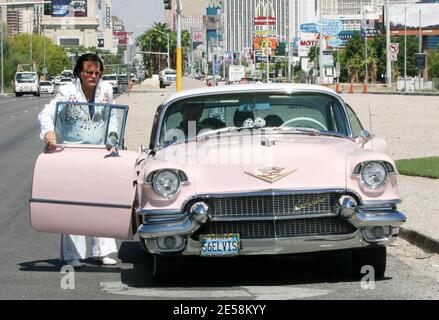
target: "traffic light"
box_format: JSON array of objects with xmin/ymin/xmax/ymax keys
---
[{"xmin": 163, "ymin": 0, "xmax": 172, "ymax": 10}]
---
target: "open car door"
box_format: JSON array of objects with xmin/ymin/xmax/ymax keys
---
[{"xmin": 30, "ymin": 102, "xmax": 138, "ymax": 240}]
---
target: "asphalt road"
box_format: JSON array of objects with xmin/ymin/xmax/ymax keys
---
[{"xmin": 0, "ymin": 94, "xmax": 437, "ymax": 301}]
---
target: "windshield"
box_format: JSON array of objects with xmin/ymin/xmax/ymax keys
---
[
  {"xmin": 165, "ymin": 70, "xmax": 176, "ymax": 75},
  {"xmin": 159, "ymin": 92, "xmax": 351, "ymax": 147},
  {"xmin": 61, "ymin": 71, "xmax": 73, "ymax": 78},
  {"xmin": 40, "ymin": 81, "xmax": 52, "ymax": 86},
  {"xmin": 15, "ymin": 73, "xmax": 37, "ymax": 83},
  {"xmin": 103, "ymin": 75, "xmax": 117, "ymax": 80}
]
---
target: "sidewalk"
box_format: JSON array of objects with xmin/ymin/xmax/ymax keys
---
[{"xmin": 116, "ymin": 80, "xmax": 439, "ymax": 254}]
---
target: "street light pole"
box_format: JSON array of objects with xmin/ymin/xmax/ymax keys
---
[
  {"xmin": 152, "ymin": 27, "xmax": 170, "ymax": 70},
  {"xmin": 1, "ymin": 8, "xmax": 4, "ymax": 95},
  {"xmin": 362, "ymin": 0, "xmax": 368, "ymax": 93},
  {"xmin": 319, "ymin": 0, "xmax": 324, "ymax": 85},
  {"xmin": 176, "ymin": 0, "xmax": 182, "ymax": 91},
  {"xmin": 385, "ymin": 0, "xmax": 391, "ymax": 89},
  {"xmin": 404, "ymin": 6, "xmax": 407, "ymax": 92},
  {"xmin": 266, "ymin": 14, "xmax": 269, "ymax": 83},
  {"xmin": 419, "ymin": 8, "xmax": 422, "ymax": 91}
]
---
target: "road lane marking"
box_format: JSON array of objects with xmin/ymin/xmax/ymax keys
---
[{"xmin": 100, "ymin": 281, "xmax": 333, "ymax": 299}]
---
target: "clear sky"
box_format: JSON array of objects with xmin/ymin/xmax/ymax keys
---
[
  {"xmin": 111, "ymin": 1, "xmax": 439, "ymax": 41},
  {"xmin": 112, "ymin": 0, "xmax": 165, "ymax": 39},
  {"xmin": 390, "ymin": 4, "xmax": 439, "ymax": 27}
]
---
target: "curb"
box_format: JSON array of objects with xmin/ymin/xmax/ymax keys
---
[
  {"xmin": 365, "ymin": 92, "xmax": 439, "ymax": 96},
  {"xmin": 399, "ymin": 227, "xmax": 439, "ymax": 254}
]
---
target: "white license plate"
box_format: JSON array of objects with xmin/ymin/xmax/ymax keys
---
[{"xmin": 200, "ymin": 234, "xmax": 240, "ymax": 257}]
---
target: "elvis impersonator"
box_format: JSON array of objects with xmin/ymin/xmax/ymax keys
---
[{"xmin": 38, "ymin": 53, "xmax": 118, "ymax": 268}]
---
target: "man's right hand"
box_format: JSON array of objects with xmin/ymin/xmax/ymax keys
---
[{"xmin": 43, "ymin": 131, "xmax": 57, "ymax": 150}]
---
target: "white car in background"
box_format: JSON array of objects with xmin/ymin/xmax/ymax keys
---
[
  {"xmin": 53, "ymin": 76, "xmax": 61, "ymax": 85},
  {"xmin": 59, "ymin": 77, "xmax": 73, "ymax": 86},
  {"xmin": 39, "ymin": 81, "xmax": 55, "ymax": 94},
  {"xmin": 102, "ymin": 74, "xmax": 119, "ymax": 93}
]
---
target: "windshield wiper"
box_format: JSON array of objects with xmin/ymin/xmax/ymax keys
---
[
  {"xmin": 196, "ymin": 124, "xmax": 273, "ymax": 140},
  {"xmin": 270, "ymin": 126, "xmax": 321, "ymax": 135}
]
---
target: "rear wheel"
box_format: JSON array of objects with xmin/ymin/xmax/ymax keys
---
[{"xmin": 352, "ymin": 247, "xmax": 387, "ymax": 279}]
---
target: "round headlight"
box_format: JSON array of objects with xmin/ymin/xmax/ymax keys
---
[
  {"xmin": 361, "ymin": 161, "xmax": 388, "ymax": 189},
  {"xmin": 152, "ymin": 170, "xmax": 181, "ymax": 197}
]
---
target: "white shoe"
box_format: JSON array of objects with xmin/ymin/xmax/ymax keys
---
[
  {"xmin": 98, "ymin": 257, "xmax": 117, "ymax": 265},
  {"xmin": 66, "ymin": 259, "xmax": 82, "ymax": 268}
]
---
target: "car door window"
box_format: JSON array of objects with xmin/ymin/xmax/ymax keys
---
[{"xmin": 54, "ymin": 102, "xmax": 127, "ymax": 146}]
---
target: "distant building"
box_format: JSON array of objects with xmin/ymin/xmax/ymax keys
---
[
  {"xmin": 0, "ymin": 0, "xmax": 45, "ymax": 36},
  {"xmin": 223, "ymin": 0, "xmax": 293, "ymax": 53},
  {"xmin": 41, "ymin": 0, "xmax": 100, "ymax": 49},
  {"xmin": 164, "ymin": 0, "xmax": 205, "ymax": 31}
]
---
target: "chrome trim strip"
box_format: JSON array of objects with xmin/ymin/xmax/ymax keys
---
[
  {"xmin": 361, "ymin": 199, "xmax": 402, "ymax": 207},
  {"xmin": 210, "ymin": 213, "xmax": 338, "ymax": 222},
  {"xmin": 180, "ymin": 188, "xmax": 361, "ymax": 212},
  {"xmin": 347, "ymin": 210, "xmax": 406, "ymax": 228},
  {"xmin": 29, "ymin": 198, "xmax": 131, "ymax": 209},
  {"xmin": 136, "ymin": 209, "xmax": 182, "ymax": 216},
  {"xmin": 138, "ymin": 216, "xmax": 202, "ymax": 239},
  {"xmin": 144, "ymin": 230, "xmax": 397, "ymax": 255}
]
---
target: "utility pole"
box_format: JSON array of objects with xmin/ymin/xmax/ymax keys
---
[{"xmin": 385, "ymin": 0, "xmax": 391, "ymax": 89}]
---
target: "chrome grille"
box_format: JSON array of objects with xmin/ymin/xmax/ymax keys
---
[
  {"xmin": 192, "ymin": 217, "xmax": 356, "ymax": 240},
  {"xmin": 206, "ymin": 193, "xmax": 337, "ymax": 218}
]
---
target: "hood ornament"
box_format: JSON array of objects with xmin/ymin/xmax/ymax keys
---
[{"xmin": 244, "ymin": 167, "xmax": 297, "ymax": 183}]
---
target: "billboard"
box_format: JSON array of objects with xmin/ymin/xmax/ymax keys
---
[
  {"xmin": 51, "ymin": 0, "xmax": 87, "ymax": 17},
  {"xmin": 253, "ymin": 36, "xmax": 277, "ymax": 50},
  {"xmin": 114, "ymin": 31, "xmax": 128, "ymax": 45}
]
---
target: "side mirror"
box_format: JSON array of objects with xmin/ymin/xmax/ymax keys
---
[{"xmin": 355, "ymin": 130, "xmax": 372, "ymax": 148}]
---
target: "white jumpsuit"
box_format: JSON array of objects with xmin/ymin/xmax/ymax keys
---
[{"xmin": 38, "ymin": 78, "xmax": 117, "ymax": 261}]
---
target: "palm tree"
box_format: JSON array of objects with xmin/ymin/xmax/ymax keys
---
[
  {"xmin": 137, "ymin": 22, "xmax": 171, "ymax": 75},
  {"xmin": 137, "ymin": 22, "xmax": 192, "ymax": 76}
]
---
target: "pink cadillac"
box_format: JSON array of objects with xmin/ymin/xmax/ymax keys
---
[{"xmin": 30, "ymin": 84, "xmax": 406, "ymax": 279}]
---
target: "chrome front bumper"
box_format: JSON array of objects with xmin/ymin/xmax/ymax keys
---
[{"xmin": 137, "ymin": 202, "xmax": 406, "ymax": 255}]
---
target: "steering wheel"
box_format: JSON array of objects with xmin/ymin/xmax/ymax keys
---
[{"xmin": 281, "ymin": 117, "xmax": 328, "ymax": 131}]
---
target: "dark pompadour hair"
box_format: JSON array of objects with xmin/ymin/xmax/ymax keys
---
[{"xmin": 73, "ymin": 53, "xmax": 104, "ymax": 78}]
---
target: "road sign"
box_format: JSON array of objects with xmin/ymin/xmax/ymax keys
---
[
  {"xmin": 415, "ymin": 53, "xmax": 427, "ymax": 69},
  {"xmin": 389, "ymin": 43, "xmax": 399, "ymax": 61},
  {"xmin": 335, "ymin": 62, "xmax": 341, "ymax": 78}
]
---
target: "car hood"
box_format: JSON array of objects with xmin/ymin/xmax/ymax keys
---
[{"xmin": 151, "ymin": 135, "xmax": 361, "ymax": 194}]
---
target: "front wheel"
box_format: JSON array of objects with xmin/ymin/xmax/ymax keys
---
[{"xmin": 352, "ymin": 247, "xmax": 387, "ymax": 279}]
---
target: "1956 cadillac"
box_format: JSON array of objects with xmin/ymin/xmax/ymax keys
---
[{"xmin": 30, "ymin": 84, "xmax": 406, "ymax": 279}]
